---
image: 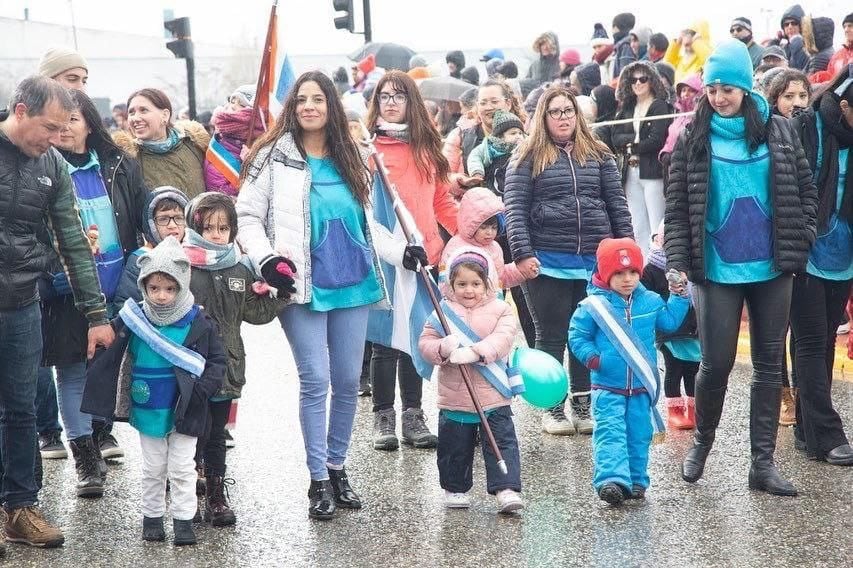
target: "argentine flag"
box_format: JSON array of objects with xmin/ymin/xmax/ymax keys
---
[{"xmin": 366, "ymin": 174, "xmax": 440, "ymax": 379}]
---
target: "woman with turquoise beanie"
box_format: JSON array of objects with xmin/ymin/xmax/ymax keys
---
[{"xmin": 664, "ymin": 40, "xmax": 817, "ymax": 496}]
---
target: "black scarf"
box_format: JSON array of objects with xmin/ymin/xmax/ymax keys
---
[{"xmin": 808, "ymin": 95, "xmax": 853, "ymax": 230}]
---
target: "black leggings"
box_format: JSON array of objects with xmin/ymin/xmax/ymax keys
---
[
  {"xmin": 789, "ymin": 273, "xmax": 851, "ymax": 455},
  {"xmin": 196, "ymin": 399, "xmax": 231, "ymax": 477},
  {"xmin": 660, "ymin": 344, "xmax": 698, "ymax": 398},
  {"xmin": 497, "ymin": 235, "xmax": 535, "ymax": 346},
  {"xmin": 693, "ymin": 276, "xmax": 792, "ymax": 391},
  {"xmin": 370, "ymin": 345, "xmax": 422, "ymax": 413},
  {"xmin": 524, "ymin": 275, "xmax": 590, "ymax": 394}
]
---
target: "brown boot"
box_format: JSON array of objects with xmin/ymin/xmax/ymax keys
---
[
  {"xmin": 204, "ymin": 476, "xmax": 236, "ymax": 526},
  {"xmin": 4, "ymin": 505, "xmax": 64, "ymax": 548},
  {"xmin": 779, "ymin": 387, "xmax": 796, "ymax": 427}
]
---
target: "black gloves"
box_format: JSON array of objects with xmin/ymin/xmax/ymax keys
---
[
  {"xmin": 402, "ymin": 245, "xmax": 428, "ymax": 272},
  {"xmin": 260, "ymin": 256, "xmax": 297, "ymax": 296}
]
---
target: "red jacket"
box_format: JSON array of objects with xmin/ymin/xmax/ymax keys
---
[{"xmin": 373, "ymin": 136, "xmax": 458, "ymax": 264}]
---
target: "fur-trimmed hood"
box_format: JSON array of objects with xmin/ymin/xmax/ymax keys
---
[{"xmin": 112, "ymin": 120, "xmax": 211, "ymax": 159}]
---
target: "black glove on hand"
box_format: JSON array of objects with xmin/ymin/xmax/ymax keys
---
[
  {"xmin": 260, "ymin": 256, "xmax": 297, "ymax": 295},
  {"xmin": 402, "ymin": 245, "xmax": 428, "ymax": 272}
]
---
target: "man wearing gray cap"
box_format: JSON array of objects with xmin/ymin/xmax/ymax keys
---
[{"xmin": 37, "ymin": 46, "xmax": 89, "ymax": 92}]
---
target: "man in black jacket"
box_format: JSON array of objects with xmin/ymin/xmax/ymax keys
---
[{"xmin": 0, "ymin": 76, "xmax": 114, "ymax": 550}]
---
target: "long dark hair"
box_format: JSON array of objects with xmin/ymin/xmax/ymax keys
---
[
  {"xmin": 686, "ymin": 94, "xmax": 768, "ymax": 160},
  {"xmin": 366, "ymin": 70, "xmax": 450, "ymax": 184},
  {"xmin": 68, "ymin": 89, "xmax": 123, "ymax": 158},
  {"xmin": 615, "ymin": 61, "xmax": 668, "ymax": 109},
  {"xmin": 240, "ymin": 71, "xmax": 370, "ymax": 205}
]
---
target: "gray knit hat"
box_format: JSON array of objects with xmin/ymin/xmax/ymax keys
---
[
  {"xmin": 229, "ymin": 84, "xmax": 256, "ymax": 107},
  {"xmin": 137, "ymin": 236, "xmax": 195, "ymax": 325},
  {"xmin": 491, "ymin": 109, "xmax": 524, "ymax": 138},
  {"xmin": 38, "ymin": 46, "xmax": 88, "ymax": 79}
]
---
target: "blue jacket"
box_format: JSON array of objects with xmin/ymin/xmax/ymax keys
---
[{"xmin": 569, "ymin": 277, "xmax": 689, "ymax": 392}]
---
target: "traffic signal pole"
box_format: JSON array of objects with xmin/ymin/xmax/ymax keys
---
[
  {"xmin": 363, "ymin": 0, "xmax": 371, "ymax": 43},
  {"xmin": 185, "ymin": 57, "xmax": 196, "ymax": 120}
]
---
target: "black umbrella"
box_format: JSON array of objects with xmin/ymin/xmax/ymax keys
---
[
  {"xmin": 349, "ymin": 42, "xmax": 416, "ymax": 71},
  {"xmin": 417, "ymin": 77, "xmax": 472, "ymax": 101}
]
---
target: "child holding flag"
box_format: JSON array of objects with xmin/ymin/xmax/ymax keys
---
[{"xmin": 569, "ymin": 238, "xmax": 689, "ymax": 506}]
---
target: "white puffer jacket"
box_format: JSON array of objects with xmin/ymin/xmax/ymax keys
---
[{"xmin": 236, "ymin": 132, "xmax": 405, "ymax": 306}]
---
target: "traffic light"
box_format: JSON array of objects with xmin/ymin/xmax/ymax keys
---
[
  {"xmin": 333, "ymin": 0, "xmax": 354, "ymax": 33},
  {"xmin": 164, "ymin": 16, "xmax": 193, "ymax": 59}
]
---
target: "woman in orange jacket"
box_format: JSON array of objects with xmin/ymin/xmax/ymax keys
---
[{"xmin": 364, "ymin": 70, "xmax": 458, "ymax": 451}]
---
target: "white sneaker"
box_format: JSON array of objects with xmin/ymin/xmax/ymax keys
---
[
  {"xmin": 541, "ymin": 407, "xmax": 576, "ymax": 435},
  {"xmin": 571, "ymin": 395, "xmax": 594, "ymax": 435},
  {"xmin": 496, "ymin": 489, "xmax": 524, "ymax": 514},
  {"xmin": 444, "ymin": 491, "xmax": 471, "ymax": 509}
]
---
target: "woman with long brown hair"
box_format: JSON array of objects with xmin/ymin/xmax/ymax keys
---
[
  {"xmin": 504, "ymin": 85, "xmax": 633, "ymax": 436},
  {"xmin": 364, "ymin": 70, "xmax": 458, "ymax": 452},
  {"xmin": 236, "ymin": 71, "xmax": 424, "ymax": 520}
]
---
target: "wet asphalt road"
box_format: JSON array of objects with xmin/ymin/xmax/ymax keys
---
[{"xmin": 9, "ymin": 321, "xmax": 853, "ymax": 567}]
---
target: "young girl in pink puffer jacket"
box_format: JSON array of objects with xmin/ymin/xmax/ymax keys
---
[{"xmin": 419, "ymin": 249, "xmax": 524, "ymax": 515}]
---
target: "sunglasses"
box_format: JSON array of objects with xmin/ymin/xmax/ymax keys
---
[
  {"xmin": 730, "ymin": 26, "xmax": 745, "ymax": 34},
  {"xmin": 630, "ymin": 76, "xmax": 650, "ymax": 85}
]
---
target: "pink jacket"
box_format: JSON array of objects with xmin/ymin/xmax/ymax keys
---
[
  {"xmin": 373, "ymin": 136, "xmax": 458, "ymax": 264},
  {"xmin": 418, "ymin": 288, "xmax": 518, "ymax": 413},
  {"xmin": 439, "ymin": 188, "xmax": 525, "ymax": 294},
  {"xmin": 659, "ymin": 74, "xmax": 703, "ymax": 158}
]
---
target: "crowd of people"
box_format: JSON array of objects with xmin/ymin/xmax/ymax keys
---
[{"xmin": 0, "ymin": 4, "xmax": 851, "ymax": 553}]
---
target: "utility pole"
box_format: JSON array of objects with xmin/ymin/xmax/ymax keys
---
[{"xmin": 363, "ymin": 0, "xmax": 372, "ymax": 44}]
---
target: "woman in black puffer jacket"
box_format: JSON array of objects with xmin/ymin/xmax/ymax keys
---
[
  {"xmin": 504, "ymin": 85, "xmax": 632, "ymax": 436},
  {"xmin": 664, "ymin": 41, "xmax": 817, "ymax": 497}
]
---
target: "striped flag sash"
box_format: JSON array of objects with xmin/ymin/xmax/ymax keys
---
[
  {"xmin": 118, "ymin": 300, "xmax": 205, "ymax": 377},
  {"xmin": 205, "ymin": 136, "xmax": 241, "ymax": 188}
]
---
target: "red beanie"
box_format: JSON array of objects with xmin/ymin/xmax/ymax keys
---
[
  {"xmin": 357, "ymin": 54, "xmax": 376, "ymax": 75},
  {"xmin": 560, "ymin": 49, "xmax": 581, "ymax": 66},
  {"xmin": 596, "ymin": 238, "xmax": 643, "ymax": 283}
]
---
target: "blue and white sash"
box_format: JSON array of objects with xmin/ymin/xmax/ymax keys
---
[
  {"xmin": 426, "ymin": 300, "xmax": 524, "ymax": 399},
  {"xmin": 584, "ymin": 295, "xmax": 666, "ymax": 435},
  {"xmin": 119, "ymin": 300, "xmax": 205, "ymax": 377}
]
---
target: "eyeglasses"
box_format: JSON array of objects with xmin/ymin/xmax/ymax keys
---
[
  {"xmin": 154, "ymin": 215, "xmax": 186, "ymax": 227},
  {"xmin": 547, "ymin": 107, "xmax": 576, "ymax": 120},
  {"xmin": 477, "ymin": 98, "xmax": 507, "ymax": 107},
  {"xmin": 378, "ymin": 92, "xmax": 407, "ymax": 105},
  {"xmin": 630, "ymin": 76, "xmax": 650, "ymax": 85},
  {"xmin": 730, "ymin": 26, "xmax": 745, "ymax": 34}
]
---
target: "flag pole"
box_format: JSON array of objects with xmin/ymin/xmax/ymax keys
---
[
  {"xmin": 247, "ymin": 0, "xmax": 278, "ymax": 148},
  {"xmin": 358, "ymin": 122, "xmax": 509, "ymax": 475}
]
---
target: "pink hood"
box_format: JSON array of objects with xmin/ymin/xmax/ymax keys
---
[
  {"xmin": 674, "ymin": 74, "xmax": 704, "ymax": 113},
  {"xmin": 457, "ymin": 187, "xmax": 504, "ymax": 242}
]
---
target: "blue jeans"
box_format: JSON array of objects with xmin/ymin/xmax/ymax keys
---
[
  {"xmin": 279, "ymin": 304, "xmax": 369, "ymax": 480},
  {"xmin": 35, "ymin": 366, "xmax": 63, "ymax": 435},
  {"xmin": 591, "ymin": 389, "xmax": 653, "ymax": 492},
  {"xmin": 437, "ymin": 406, "xmax": 522, "ymax": 495},
  {"xmin": 55, "ymin": 362, "xmax": 92, "ymax": 440},
  {"xmin": 0, "ymin": 303, "xmax": 44, "ymax": 508}
]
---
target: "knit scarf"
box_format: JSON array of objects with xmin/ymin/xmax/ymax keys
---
[
  {"xmin": 486, "ymin": 136, "xmax": 515, "ymax": 160},
  {"xmin": 181, "ymin": 228, "xmax": 243, "ymax": 271},
  {"xmin": 140, "ymin": 128, "xmax": 182, "ymax": 154},
  {"xmin": 140, "ymin": 283, "xmax": 195, "ymax": 327},
  {"xmin": 811, "ymin": 94, "xmax": 853, "ymax": 229},
  {"xmin": 375, "ymin": 118, "xmax": 410, "ymax": 143},
  {"xmin": 710, "ymin": 92, "xmax": 770, "ymax": 140},
  {"xmin": 211, "ymin": 106, "xmax": 264, "ymax": 142}
]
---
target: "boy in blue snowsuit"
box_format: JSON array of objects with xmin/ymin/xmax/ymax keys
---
[{"xmin": 569, "ymin": 238, "xmax": 689, "ymax": 506}]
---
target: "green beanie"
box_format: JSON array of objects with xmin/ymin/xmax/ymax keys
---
[{"xmin": 491, "ymin": 109, "xmax": 524, "ymax": 138}]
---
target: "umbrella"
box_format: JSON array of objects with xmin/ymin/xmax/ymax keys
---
[
  {"xmin": 417, "ymin": 77, "xmax": 472, "ymax": 102},
  {"xmin": 349, "ymin": 42, "xmax": 416, "ymax": 71}
]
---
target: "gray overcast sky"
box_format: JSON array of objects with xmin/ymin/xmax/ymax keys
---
[{"xmin": 2, "ymin": 0, "xmax": 848, "ymax": 54}]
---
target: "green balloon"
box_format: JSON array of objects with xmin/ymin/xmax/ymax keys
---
[{"xmin": 512, "ymin": 347, "xmax": 568, "ymax": 409}]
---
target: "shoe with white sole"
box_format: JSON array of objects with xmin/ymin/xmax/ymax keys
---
[
  {"xmin": 541, "ymin": 406, "xmax": 575, "ymax": 435},
  {"xmin": 496, "ymin": 489, "xmax": 524, "ymax": 514},
  {"xmin": 444, "ymin": 491, "xmax": 471, "ymax": 509}
]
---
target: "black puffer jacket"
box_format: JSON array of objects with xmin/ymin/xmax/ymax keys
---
[
  {"xmin": 664, "ymin": 115, "xmax": 818, "ymax": 283},
  {"xmin": 806, "ymin": 17, "xmax": 835, "ymax": 75},
  {"xmin": 504, "ymin": 147, "xmax": 634, "ymax": 261},
  {"xmin": 598, "ymin": 98, "xmax": 672, "ymax": 180}
]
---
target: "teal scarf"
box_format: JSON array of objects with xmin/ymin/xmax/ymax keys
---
[
  {"xmin": 140, "ymin": 128, "xmax": 182, "ymax": 154},
  {"xmin": 710, "ymin": 91, "xmax": 770, "ymax": 140}
]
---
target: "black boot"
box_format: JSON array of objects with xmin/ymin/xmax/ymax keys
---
[
  {"xmin": 69, "ymin": 436, "xmax": 105, "ymax": 498},
  {"xmin": 93, "ymin": 436, "xmax": 107, "ymax": 482},
  {"xmin": 328, "ymin": 467, "xmax": 362, "ymax": 509},
  {"xmin": 204, "ymin": 476, "xmax": 237, "ymax": 526},
  {"xmin": 173, "ymin": 519, "xmax": 197, "ymax": 546},
  {"xmin": 681, "ymin": 385, "xmax": 727, "ymax": 483},
  {"xmin": 748, "ymin": 384, "xmax": 797, "ymax": 496},
  {"xmin": 307, "ymin": 479, "xmax": 336, "ymax": 520},
  {"xmin": 142, "ymin": 516, "xmax": 165, "ymax": 541}
]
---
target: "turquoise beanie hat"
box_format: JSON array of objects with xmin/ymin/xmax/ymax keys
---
[{"xmin": 703, "ymin": 40, "xmax": 753, "ymax": 92}]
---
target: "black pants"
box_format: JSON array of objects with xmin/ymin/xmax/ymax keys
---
[
  {"xmin": 694, "ymin": 276, "xmax": 792, "ymax": 391},
  {"xmin": 370, "ymin": 345, "xmax": 422, "ymax": 413},
  {"xmin": 497, "ymin": 234, "xmax": 535, "ymax": 346},
  {"xmin": 437, "ymin": 406, "xmax": 521, "ymax": 495},
  {"xmin": 790, "ymin": 273, "xmax": 851, "ymax": 456},
  {"xmin": 196, "ymin": 399, "xmax": 231, "ymax": 477},
  {"xmin": 524, "ymin": 275, "xmax": 590, "ymax": 393},
  {"xmin": 660, "ymin": 344, "xmax": 698, "ymax": 398}
]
